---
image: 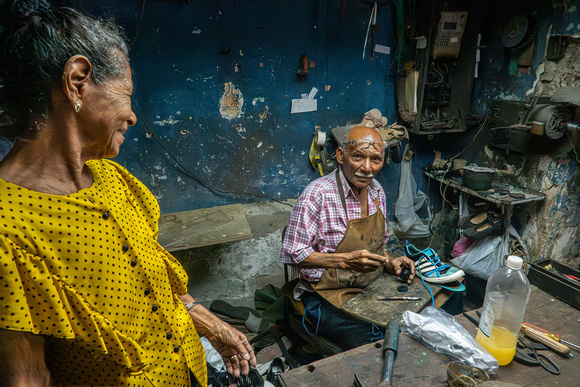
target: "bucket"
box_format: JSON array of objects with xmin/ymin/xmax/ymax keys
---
[{"xmin": 462, "ymin": 166, "xmax": 495, "ymax": 190}]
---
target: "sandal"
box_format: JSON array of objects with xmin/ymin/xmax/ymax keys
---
[{"xmin": 209, "ymin": 300, "xmax": 260, "ymax": 321}]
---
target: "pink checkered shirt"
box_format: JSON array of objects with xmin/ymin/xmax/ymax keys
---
[{"xmin": 280, "ymin": 167, "xmax": 389, "ymax": 283}]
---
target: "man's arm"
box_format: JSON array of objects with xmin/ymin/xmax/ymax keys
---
[
  {"xmin": 296, "ymin": 250, "xmax": 388, "ymax": 273},
  {"xmin": 178, "ymin": 294, "xmax": 256, "ymax": 378},
  {"xmin": 0, "ymin": 329, "xmax": 51, "ymax": 387}
]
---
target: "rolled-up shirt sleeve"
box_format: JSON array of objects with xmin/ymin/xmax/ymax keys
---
[
  {"xmin": 280, "ymin": 186, "xmax": 322, "ymax": 264},
  {"xmin": 378, "ymin": 187, "xmax": 389, "ymax": 246}
]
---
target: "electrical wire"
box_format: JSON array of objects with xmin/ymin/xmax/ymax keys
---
[
  {"xmin": 130, "ymin": 0, "xmax": 147, "ymax": 49},
  {"xmin": 134, "ymin": 112, "xmax": 293, "ymax": 207},
  {"xmin": 437, "ymin": 112, "xmax": 493, "ymax": 215},
  {"xmin": 568, "ymin": 132, "xmax": 579, "ymax": 163}
]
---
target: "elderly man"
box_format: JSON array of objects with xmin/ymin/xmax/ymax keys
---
[{"xmin": 280, "ymin": 125, "xmax": 416, "ymax": 349}]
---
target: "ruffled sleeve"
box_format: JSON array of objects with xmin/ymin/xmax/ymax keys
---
[{"xmin": 0, "ymin": 235, "xmax": 149, "ymax": 370}]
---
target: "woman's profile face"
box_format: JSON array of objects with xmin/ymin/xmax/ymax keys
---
[{"xmin": 80, "ymin": 63, "xmax": 137, "ymax": 159}]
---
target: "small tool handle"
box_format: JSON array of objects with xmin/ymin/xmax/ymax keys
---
[
  {"xmin": 523, "ymin": 327, "xmax": 570, "ymax": 354},
  {"xmin": 383, "ymin": 320, "xmax": 400, "ymax": 354},
  {"xmin": 380, "ymin": 320, "xmax": 400, "ymax": 385}
]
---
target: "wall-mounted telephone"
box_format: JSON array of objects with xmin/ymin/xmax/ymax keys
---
[{"xmin": 432, "ymin": 11, "xmax": 468, "ymax": 59}]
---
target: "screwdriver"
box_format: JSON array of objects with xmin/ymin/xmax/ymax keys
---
[
  {"xmin": 521, "ymin": 326, "xmax": 570, "ymax": 354},
  {"xmin": 522, "ymin": 321, "xmax": 580, "ymax": 351}
]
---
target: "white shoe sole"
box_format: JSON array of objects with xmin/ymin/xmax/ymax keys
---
[{"xmin": 417, "ymin": 264, "xmax": 465, "ymax": 283}]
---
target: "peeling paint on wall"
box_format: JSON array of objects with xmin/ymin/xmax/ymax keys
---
[
  {"xmin": 219, "ymin": 82, "xmax": 244, "ymax": 120},
  {"xmin": 154, "ymin": 115, "xmax": 181, "ymax": 126}
]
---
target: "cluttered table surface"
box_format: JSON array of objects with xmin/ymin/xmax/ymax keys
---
[
  {"xmin": 278, "ymin": 286, "xmax": 580, "ymax": 387},
  {"xmin": 340, "ymin": 273, "xmax": 455, "ymax": 327},
  {"xmin": 423, "ymin": 171, "xmax": 545, "ymax": 207}
]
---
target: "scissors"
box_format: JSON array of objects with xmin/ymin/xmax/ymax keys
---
[{"xmin": 515, "ymin": 335, "xmax": 560, "ymax": 375}]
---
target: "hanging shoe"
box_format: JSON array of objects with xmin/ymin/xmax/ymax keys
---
[{"xmin": 404, "ymin": 242, "xmax": 465, "ymax": 284}]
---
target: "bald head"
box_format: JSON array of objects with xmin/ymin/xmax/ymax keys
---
[{"xmin": 342, "ymin": 126, "xmax": 383, "ymax": 145}]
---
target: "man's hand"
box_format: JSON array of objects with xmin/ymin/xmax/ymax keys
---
[
  {"xmin": 342, "ymin": 249, "xmax": 388, "ymax": 272},
  {"xmin": 384, "ymin": 255, "xmax": 416, "ymax": 284},
  {"xmin": 203, "ymin": 323, "xmax": 257, "ymax": 378}
]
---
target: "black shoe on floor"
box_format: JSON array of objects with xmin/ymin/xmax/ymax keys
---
[{"xmin": 266, "ymin": 357, "xmax": 285, "ymax": 385}]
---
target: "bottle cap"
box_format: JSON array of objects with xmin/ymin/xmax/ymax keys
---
[{"xmin": 506, "ymin": 255, "xmax": 523, "ymax": 270}]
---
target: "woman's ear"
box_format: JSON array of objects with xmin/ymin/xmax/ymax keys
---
[{"xmin": 62, "ymin": 55, "xmax": 92, "ymax": 109}]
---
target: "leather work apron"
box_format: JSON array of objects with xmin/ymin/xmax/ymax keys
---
[{"xmin": 312, "ymin": 169, "xmax": 386, "ymax": 309}]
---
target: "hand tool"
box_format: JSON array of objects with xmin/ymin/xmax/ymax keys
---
[
  {"xmin": 515, "ymin": 336, "xmax": 560, "ymax": 375},
  {"xmin": 462, "ymin": 311, "xmax": 479, "ymax": 327},
  {"xmin": 522, "ymin": 326, "xmax": 570, "ymax": 355},
  {"xmin": 379, "ymin": 320, "xmax": 399, "ymax": 385},
  {"xmin": 377, "ymin": 296, "xmax": 422, "ymax": 301},
  {"xmin": 522, "ymin": 321, "xmax": 580, "ymax": 352}
]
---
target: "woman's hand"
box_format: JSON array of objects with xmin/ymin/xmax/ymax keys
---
[
  {"xmin": 180, "ymin": 294, "xmax": 257, "ymax": 378},
  {"xmin": 204, "ymin": 322, "xmax": 257, "ymax": 378}
]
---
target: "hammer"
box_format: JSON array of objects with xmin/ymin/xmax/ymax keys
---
[{"xmin": 379, "ymin": 320, "xmax": 400, "ymax": 385}]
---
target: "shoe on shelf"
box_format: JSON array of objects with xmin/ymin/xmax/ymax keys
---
[
  {"xmin": 457, "ymin": 211, "xmax": 494, "ymax": 229},
  {"xmin": 404, "ymin": 242, "xmax": 465, "ymax": 284},
  {"xmin": 463, "ymin": 214, "xmax": 507, "ymax": 240}
]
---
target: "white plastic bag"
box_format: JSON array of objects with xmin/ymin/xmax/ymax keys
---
[
  {"xmin": 451, "ymin": 225, "xmax": 528, "ymax": 280},
  {"xmin": 401, "ymin": 306, "xmax": 499, "ymax": 374},
  {"xmin": 201, "ymin": 337, "xmax": 226, "ymax": 372},
  {"xmin": 394, "ymin": 144, "xmax": 431, "ymax": 239}
]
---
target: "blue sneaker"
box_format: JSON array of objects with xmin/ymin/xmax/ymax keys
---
[{"xmin": 404, "ymin": 242, "xmax": 465, "ymax": 284}]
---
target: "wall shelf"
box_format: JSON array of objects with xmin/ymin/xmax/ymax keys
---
[{"xmin": 423, "ymin": 171, "xmax": 545, "ymax": 207}]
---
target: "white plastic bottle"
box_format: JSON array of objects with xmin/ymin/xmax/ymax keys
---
[{"xmin": 475, "ymin": 256, "xmax": 531, "ymax": 365}]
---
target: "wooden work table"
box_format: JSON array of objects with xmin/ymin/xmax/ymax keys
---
[
  {"xmin": 340, "ymin": 273, "xmax": 456, "ymax": 327},
  {"xmin": 278, "ymin": 286, "xmax": 580, "ymax": 386}
]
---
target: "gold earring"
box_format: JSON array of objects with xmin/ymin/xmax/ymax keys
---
[{"xmin": 74, "ymin": 101, "xmax": 81, "ymax": 113}]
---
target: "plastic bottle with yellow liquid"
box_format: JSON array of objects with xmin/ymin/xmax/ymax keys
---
[{"xmin": 475, "ymin": 256, "xmax": 531, "ymax": 365}]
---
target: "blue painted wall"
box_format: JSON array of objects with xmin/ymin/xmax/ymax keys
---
[{"xmin": 57, "ymin": 0, "xmax": 401, "ymax": 214}]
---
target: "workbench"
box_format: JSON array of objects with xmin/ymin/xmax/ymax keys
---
[
  {"xmin": 340, "ymin": 273, "xmax": 456, "ymax": 327},
  {"xmin": 278, "ymin": 286, "xmax": 579, "ymax": 386}
]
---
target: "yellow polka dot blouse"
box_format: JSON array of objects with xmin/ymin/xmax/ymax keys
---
[{"xmin": 0, "ymin": 160, "xmax": 207, "ymax": 386}]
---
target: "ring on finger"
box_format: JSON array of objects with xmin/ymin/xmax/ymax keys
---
[{"xmin": 230, "ymin": 354, "xmax": 238, "ymax": 361}]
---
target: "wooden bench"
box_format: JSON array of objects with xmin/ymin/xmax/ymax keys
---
[{"xmin": 158, "ymin": 203, "xmax": 252, "ymax": 252}]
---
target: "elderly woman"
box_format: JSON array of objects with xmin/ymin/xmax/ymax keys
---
[{"xmin": 0, "ymin": 0, "xmax": 255, "ymax": 386}]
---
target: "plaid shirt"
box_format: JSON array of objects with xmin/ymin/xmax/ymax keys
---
[{"xmin": 280, "ymin": 167, "xmax": 389, "ymax": 283}]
